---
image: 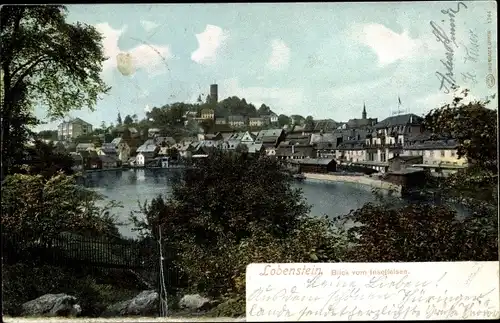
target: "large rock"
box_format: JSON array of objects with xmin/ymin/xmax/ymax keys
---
[
  {"xmin": 21, "ymin": 293, "xmax": 81, "ymax": 317},
  {"xmin": 102, "ymin": 290, "xmax": 160, "ymax": 317},
  {"xmin": 178, "ymin": 294, "xmax": 214, "ymax": 311}
]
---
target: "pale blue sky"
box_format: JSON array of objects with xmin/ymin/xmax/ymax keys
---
[{"xmin": 35, "ymin": 2, "xmax": 497, "ymax": 131}]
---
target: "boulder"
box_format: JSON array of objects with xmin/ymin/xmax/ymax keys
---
[
  {"xmin": 102, "ymin": 290, "xmax": 160, "ymax": 317},
  {"xmin": 21, "ymin": 293, "xmax": 81, "ymax": 317},
  {"xmin": 178, "ymin": 294, "xmax": 212, "ymax": 311}
]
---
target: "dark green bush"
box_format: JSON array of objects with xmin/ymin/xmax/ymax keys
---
[{"xmin": 2, "ymin": 263, "xmax": 142, "ymax": 317}]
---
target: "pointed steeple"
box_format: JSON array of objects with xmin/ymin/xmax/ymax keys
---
[{"xmin": 362, "ymin": 102, "xmax": 367, "ymax": 119}]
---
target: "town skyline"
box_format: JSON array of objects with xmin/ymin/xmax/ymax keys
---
[{"xmin": 33, "ymin": 2, "xmax": 497, "ymax": 131}]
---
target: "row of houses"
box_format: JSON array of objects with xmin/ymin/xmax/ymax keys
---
[
  {"xmin": 50, "ymin": 108, "xmax": 468, "ymax": 176},
  {"xmin": 184, "ymin": 108, "xmax": 280, "ymax": 128}
]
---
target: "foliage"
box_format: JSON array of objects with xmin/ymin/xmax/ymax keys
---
[
  {"xmin": 344, "ymin": 89, "xmax": 499, "ymax": 263},
  {"xmin": 166, "ymin": 147, "xmax": 179, "ymax": 160},
  {"xmin": 423, "ymin": 88, "xmax": 497, "ymax": 167},
  {"xmin": 1, "ymin": 172, "xmax": 123, "ymax": 245},
  {"xmin": 206, "ymin": 295, "xmax": 245, "ymax": 318},
  {"xmin": 305, "ymin": 115, "xmax": 314, "ymax": 128},
  {"xmin": 2, "ymin": 263, "xmax": 141, "ymax": 317},
  {"xmin": 37, "ymin": 130, "xmax": 58, "ymax": 141},
  {"xmin": 290, "ymin": 114, "xmax": 305, "ymax": 125},
  {"xmin": 1, "ymin": 5, "xmax": 110, "ymax": 176},
  {"xmin": 123, "ymin": 114, "xmax": 133, "ymax": 125},
  {"xmin": 20, "ymin": 139, "xmax": 75, "ymax": 178},
  {"xmin": 342, "ymin": 200, "xmax": 497, "ymax": 262},
  {"xmin": 278, "ymin": 114, "xmax": 291, "ymax": 127},
  {"xmin": 130, "ymin": 151, "xmax": 349, "ymax": 299}
]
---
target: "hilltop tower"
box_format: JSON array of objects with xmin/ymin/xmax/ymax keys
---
[
  {"xmin": 362, "ymin": 102, "xmax": 367, "ymax": 119},
  {"xmin": 210, "ymin": 84, "xmax": 218, "ymax": 105}
]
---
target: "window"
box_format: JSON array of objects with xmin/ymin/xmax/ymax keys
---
[
  {"xmin": 440, "ymin": 150, "xmax": 445, "ymax": 157},
  {"xmin": 451, "ymin": 151, "xmax": 455, "ymax": 157},
  {"xmin": 429, "ymin": 151, "xmax": 434, "ymax": 157}
]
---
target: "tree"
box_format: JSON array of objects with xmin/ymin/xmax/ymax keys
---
[
  {"xmin": 1, "ymin": 172, "xmax": 121, "ymax": 245},
  {"xmin": 123, "ymin": 114, "xmax": 133, "ymax": 125},
  {"xmin": 130, "ymin": 151, "xmax": 321, "ymax": 296},
  {"xmin": 92, "ymin": 136, "xmax": 102, "ymax": 148},
  {"xmin": 341, "ymin": 89, "xmax": 498, "ymax": 263},
  {"xmin": 342, "ymin": 200, "xmax": 497, "ymax": 262},
  {"xmin": 22, "ymin": 140, "xmax": 75, "ymax": 178},
  {"xmin": 1, "ymin": 5, "xmax": 110, "ymax": 178},
  {"xmin": 167, "ymin": 147, "xmax": 179, "ymax": 160},
  {"xmin": 37, "ymin": 130, "xmax": 58, "ymax": 141},
  {"xmin": 290, "ymin": 114, "xmax": 305, "ymax": 125},
  {"xmin": 132, "ymin": 113, "xmax": 138, "ymax": 124},
  {"xmin": 117, "ymin": 113, "xmax": 123, "ymax": 125},
  {"xmin": 257, "ymin": 104, "xmax": 271, "ymax": 116},
  {"xmin": 100, "ymin": 121, "xmax": 106, "ymax": 129},
  {"xmin": 278, "ymin": 114, "xmax": 291, "ymax": 127},
  {"xmin": 305, "ymin": 115, "xmax": 314, "ymax": 129},
  {"xmin": 424, "ymin": 88, "xmax": 497, "ymax": 168}
]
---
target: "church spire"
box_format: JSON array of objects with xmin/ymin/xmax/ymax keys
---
[{"xmin": 362, "ymin": 102, "xmax": 367, "ymax": 119}]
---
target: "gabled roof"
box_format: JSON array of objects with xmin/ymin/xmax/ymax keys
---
[
  {"xmin": 111, "ymin": 137, "xmax": 122, "ymax": 146},
  {"xmin": 346, "ymin": 118, "xmax": 377, "ymax": 129},
  {"xmin": 246, "ymin": 143, "xmax": 264, "ymax": 153},
  {"xmin": 255, "ymin": 129, "xmax": 284, "ymax": 142},
  {"xmin": 228, "ymin": 115, "xmax": 246, "ymax": 122},
  {"xmin": 137, "ymin": 144, "xmax": 158, "ymax": 153},
  {"xmin": 374, "ymin": 114, "xmax": 423, "ymax": 129},
  {"xmin": 312, "ymin": 119, "xmax": 338, "ymax": 132},
  {"xmin": 310, "ymin": 133, "xmax": 337, "ymax": 144},
  {"xmin": 275, "ymin": 146, "xmax": 315, "ymax": 157},
  {"xmin": 154, "ymin": 136, "xmax": 176, "ymax": 146},
  {"xmin": 72, "ymin": 118, "xmax": 92, "ymax": 126}
]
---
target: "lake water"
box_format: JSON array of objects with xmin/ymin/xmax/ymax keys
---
[
  {"xmin": 82, "ymin": 169, "xmax": 471, "ymax": 238},
  {"xmin": 81, "ymin": 168, "xmax": 380, "ymax": 238}
]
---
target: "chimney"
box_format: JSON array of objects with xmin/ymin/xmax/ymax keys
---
[{"xmin": 292, "ymin": 144, "xmax": 295, "ymax": 154}]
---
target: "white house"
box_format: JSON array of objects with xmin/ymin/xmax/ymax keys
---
[
  {"xmin": 136, "ymin": 152, "xmax": 146, "ymax": 166},
  {"xmin": 270, "ymin": 113, "xmax": 279, "ymax": 124}
]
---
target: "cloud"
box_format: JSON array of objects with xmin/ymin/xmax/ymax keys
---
[
  {"xmin": 140, "ymin": 20, "xmax": 159, "ymax": 32},
  {"xmin": 349, "ymin": 23, "xmax": 425, "ymax": 67},
  {"xmin": 95, "ymin": 22, "xmax": 172, "ymax": 78},
  {"xmin": 191, "ymin": 24, "xmax": 229, "ymax": 65},
  {"xmin": 267, "ymin": 39, "xmax": 291, "ymax": 71}
]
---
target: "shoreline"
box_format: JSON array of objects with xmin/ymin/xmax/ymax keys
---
[{"xmin": 302, "ymin": 173, "xmax": 402, "ymax": 195}]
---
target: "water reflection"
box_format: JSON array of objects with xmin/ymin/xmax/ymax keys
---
[{"xmin": 81, "ymin": 169, "xmax": 469, "ymax": 238}]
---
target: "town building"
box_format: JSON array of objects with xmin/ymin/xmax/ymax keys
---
[
  {"xmin": 345, "ymin": 104, "xmax": 378, "ymax": 129},
  {"xmin": 57, "ymin": 118, "xmax": 93, "ymax": 141},
  {"xmin": 136, "ymin": 139, "xmax": 160, "ymax": 166},
  {"xmin": 228, "ymin": 115, "xmax": 247, "ymax": 128},
  {"xmin": 286, "ymin": 158, "xmax": 337, "ymax": 173},
  {"xmin": 215, "ymin": 117, "xmax": 227, "ymax": 125},
  {"xmin": 201, "ymin": 108, "xmax": 215, "ymax": 120},
  {"xmin": 254, "ymin": 128, "xmax": 286, "ymax": 156},
  {"xmin": 249, "ymin": 117, "xmax": 265, "ymax": 127},
  {"xmin": 75, "ymin": 143, "xmax": 95, "ymax": 153}
]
